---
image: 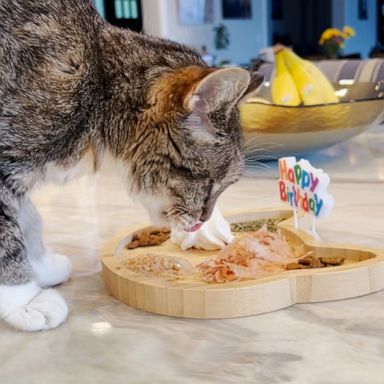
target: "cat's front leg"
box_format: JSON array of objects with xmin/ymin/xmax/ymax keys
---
[
  {"xmin": 19, "ymin": 197, "xmax": 72, "ymax": 288},
  {"xmin": 0, "ymin": 194, "xmax": 68, "ymax": 331},
  {"xmin": 170, "ymin": 206, "xmax": 233, "ymax": 250},
  {"xmin": 30, "ymin": 252, "xmax": 72, "ymax": 288}
]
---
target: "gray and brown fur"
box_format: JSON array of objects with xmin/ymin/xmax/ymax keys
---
[{"xmin": 0, "ymin": 0, "xmax": 261, "ymax": 285}]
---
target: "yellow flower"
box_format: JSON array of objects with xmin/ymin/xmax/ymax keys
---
[
  {"xmin": 319, "ymin": 26, "xmax": 355, "ymax": 45},
  {"xmin": 340, "ymin": 32, "xmax": 348, "ymax": 39},
  {"xmin": 343, "ymin": 26, "xmax": 356, "ymax": 37},
  {"xmin": 319, "ymin": 28, "xmax": 344, "ymax": 44}
]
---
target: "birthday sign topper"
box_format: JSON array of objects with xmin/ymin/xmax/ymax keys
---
[{"xmin": 278, "ymin": 157, "xmax": 334, "ymax": 219}]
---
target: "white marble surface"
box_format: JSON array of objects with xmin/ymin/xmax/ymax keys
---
[{"xmin": 1, "ymin": 126, "xmax": 384, "ymax": 383}]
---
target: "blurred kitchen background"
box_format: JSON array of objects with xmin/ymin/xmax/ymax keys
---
[{"xmin": 93, "ymin": 0, "xmax": 383, "ymax": 67}]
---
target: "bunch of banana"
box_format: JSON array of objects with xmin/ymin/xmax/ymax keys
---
[{"xmin": 271, "ymin": 46, "xmax": 339, "ymax": 106}]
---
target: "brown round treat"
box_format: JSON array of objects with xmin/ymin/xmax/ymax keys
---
[
  {"xmin": 286, "ymin": 263, "xmax": 304, "ymax": 270},
  {"xmin": 320, "ymin": 256, "xmax": 345, "ymax": 266},
  {"xmin": 139, "ymin": 233, "xmax": 151, "ymax": 245},
  {"xmin": 148, "ymin": 236, "xmax": 160, "ymax": 246},
  {"xmin": 309, "ymin": 257, "xmax": 324, "ymax": 268},
  {"xmin": 127, "ymin": 240, "xmax": 140, "ymax": 249},
  {"xmin": 298, "ymin": 256, "xmax": 316, "ymax": 266},
  {"xmin": 127, "ymin": 227, "xmax": 170, "ymax": 249}
]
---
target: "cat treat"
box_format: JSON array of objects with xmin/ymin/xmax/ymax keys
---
[
  {"xmin": 123, "ymin": 225, "xmax": 320, "ymax": 284},
  {"xmin": 230, "ymin": 218, "xmax": 284, "ymax": 233},
  {"xmin": 196, "ymin": 225, "xmax": 309, "ymax": 284},
  {"xmin": 285, "ymin": 255, "xmax": 344, "ymax": 270},
  {"xmin": 125, "ymin": 254, "xmax": 194, "ymax": 281},
  {"xmin": 126, "ymin": 227, "xmax": 170, "ymax": 249},
  {"xmin": 195, "ymin": 225, "xmax": 344, "ymax": 283},
  {"xmin": 103, "ymin": 209, "xmax": 384, "ymax": 318}
]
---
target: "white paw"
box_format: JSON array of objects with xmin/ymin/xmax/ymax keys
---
[
  {"xmin": 31, "ymin": 253, "xmax": 72, "ymax": 287},
  {"xmin": 0, "ymin": 282, "xmax": 68, "ymax": 331},
  {"xmin": 171, "ymin": 206, "xmax": 234, "ymax": 250}
]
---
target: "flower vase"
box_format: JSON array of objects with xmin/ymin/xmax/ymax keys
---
[{"xmin": 323, "ymin": 41, "xmax": 340, "ymax": 59}]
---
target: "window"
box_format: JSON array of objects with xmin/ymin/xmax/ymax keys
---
[
  {"xmin": 104, "ymin": 0, "xmax": 142, "ymax": 31},
  {"xmin": 114, "ymin": 0, "xmax": 139, "ymax": 19}
]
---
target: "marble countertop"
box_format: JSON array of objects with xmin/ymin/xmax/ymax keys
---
[{"xmin": 1, "ymin": 126, "xmax": 384, "ymax": 384}]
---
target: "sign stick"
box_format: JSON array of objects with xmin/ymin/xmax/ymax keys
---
[
  {"xmin": 293, "ymin": 208, "xmax": 299, "ymax": 229},
  {"xmin": 311, "ymin": 216, "xmax": 316, "ymax": 234}
]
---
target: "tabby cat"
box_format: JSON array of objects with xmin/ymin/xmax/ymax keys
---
[{"xmin": 0, "ymin": 0, "xmax": 261, "ymax": 331}]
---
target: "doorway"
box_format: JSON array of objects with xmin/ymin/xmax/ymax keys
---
[
  {"xmin": 271, "ymin": 0, "xmax": 332, "ymax": 57},
  {"xmin": 378, "ymin": 0, "xmax": 384, "ymax": 45}
]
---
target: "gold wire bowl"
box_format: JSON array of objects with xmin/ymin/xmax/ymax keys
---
[{"xmin": 241, "ymin": 81, "xmax": 384, "ymax": 157}]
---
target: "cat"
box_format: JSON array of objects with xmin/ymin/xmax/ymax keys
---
[{"xmin": 0, "ymin": 0, "xmax": 262, "ymax": 331}]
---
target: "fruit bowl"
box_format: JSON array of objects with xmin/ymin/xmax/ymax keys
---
[{"xmin": 241, "ymin": 80, "xmax": 384, "ymax": 157}]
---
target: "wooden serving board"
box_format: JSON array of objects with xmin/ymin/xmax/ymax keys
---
[{"xmin": 101, "ymin": 209, "xmax": 384, "ymax": 319}]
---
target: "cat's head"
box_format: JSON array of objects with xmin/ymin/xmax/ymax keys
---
[{"xmin": 127, "ymin": 66, "xmax": 262, "ymax": 232}]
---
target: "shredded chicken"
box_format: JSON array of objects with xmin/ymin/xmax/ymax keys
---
[
  {"xmin": 125, "ymin": 254, "xmax": 194, "ymax": 281},
  {"xmin": 196, "ymin": 225, "xmax": 302, "ymax": 283}
]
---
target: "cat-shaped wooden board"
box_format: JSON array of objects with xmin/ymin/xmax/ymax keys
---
[{"xmin": 101, "ymin": 209, "xmax": 384, "ymax": 319}]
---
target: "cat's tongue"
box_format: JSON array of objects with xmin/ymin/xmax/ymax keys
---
[{"xmin": 185, "ymin": 222, "xmax": 203, "ymax": 232}]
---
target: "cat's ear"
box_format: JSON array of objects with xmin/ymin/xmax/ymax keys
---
[
  {"xmin": 240, "ymin": 71, "xmax": 264, "ymax": 99},
  {"xmin": 184, "ymin": 68, "xmax": 252, "ymax": 112}
]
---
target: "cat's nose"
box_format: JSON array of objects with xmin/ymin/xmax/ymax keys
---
[
  {"xmin": 200, "ymin": 195, "xmax": 219, "ymax": 223},
  {"xmin": 200, "ymin": 205, "xmax": 213, "ymax": 222}
]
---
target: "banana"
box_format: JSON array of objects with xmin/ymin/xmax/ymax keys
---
[
  {"xmin": 282, "ymin": 49, "xmax": 339, "ymax": 105},
  {"xmin": 281, "ymin": 49, "xmax": 323, "ymax": 105},
  {"xmin": 271, "ymin": 50, "xmax": 301, "ymax": 106},
  {"xmin": 297, "ymin": 55, "xmax": 339, "ymax": 104}
]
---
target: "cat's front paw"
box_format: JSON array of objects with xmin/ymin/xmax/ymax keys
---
[
  {"xmin": 171, "ymin": 206, "xmax": 233, "ymax": 250},
  {"xmin": 0, "ymin": 282, "xmax": 68, "ymax": 331},
  {"xmin": 31, "ymin": 253, "xmax": 72, "ymax": 287}
]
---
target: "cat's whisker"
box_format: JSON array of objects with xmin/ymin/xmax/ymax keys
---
[
  {"xmin": 245, "ymin": 143, "xmax": 279, "ymax": 152},
  {"xmin": 245, "ymin": 152, "xmax": 278, "ymax": 160},
  {"xmin": 245, "ymin": 160, "xmax": 273, "ymax": 170},
  {"xmin": 243, "ymin": 139, "xmax": 280, "ymax": 168},
  {"xmin": 244, "ymin": 140, "xmax": 282, "ymax": 155},
  {"xmin": 248, "ymin": 159, "xmax": 274, "ymax": 167},
  {"xmin": 244, "ymin": 149, "xmax": 280, "ymax": 158}
]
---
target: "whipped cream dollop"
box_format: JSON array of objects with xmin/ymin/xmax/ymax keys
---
[{"xmin": 171, "ymin": 206, "xmax": 233, "ymax": 251}]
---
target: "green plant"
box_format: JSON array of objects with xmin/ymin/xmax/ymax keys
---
[{"xmin": 213, "ymin": 24, "xmax": 230, "ymax": 50}]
